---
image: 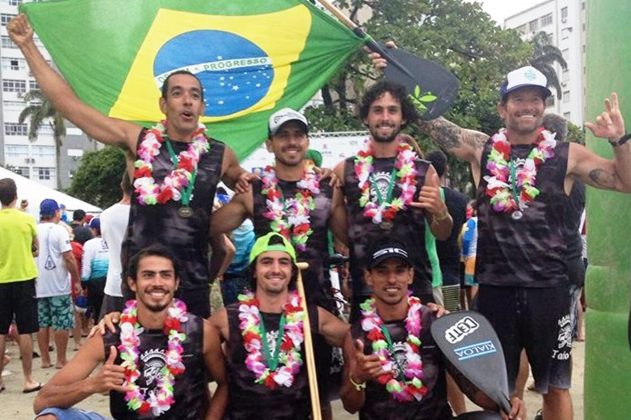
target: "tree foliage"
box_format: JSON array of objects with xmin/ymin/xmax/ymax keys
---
[
  {"xmin": 529, "ymin": 31, "xmax": 567, "ymax": 99},
  {"xmin": 66, "ymin": 146, "xmax": 126, "ymax": 208},
  {"xmin": 305, "ymin": 0, "xmax": 532, "ymax": 191},
  {"xmin": 18, "ymin": 89, "xmax": 67, "ymax": 190}
]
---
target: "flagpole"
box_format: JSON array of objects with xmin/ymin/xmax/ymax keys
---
[{"xmin": 296, "ymin": 261, "xmax": 322, "ymax": 420}]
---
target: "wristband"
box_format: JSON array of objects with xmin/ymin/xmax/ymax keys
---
[
  {"xmin": 609, "ymin": 133, "xmax": 631, "ymax": 147},
  {"xmin": 348, "ymin": 374, "xmax": 366, "ymax": 391},
  {"xmin": 432, "ymin": 209, "xmax": 450, "ymax": 223}
]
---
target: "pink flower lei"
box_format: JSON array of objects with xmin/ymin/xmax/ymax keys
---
[
  {"xmin": 118, "ymin": 299, "xmax": 188, "ymax": 416},
  {"xmin": 238, "ymin": 291, "xmax": 305, "ymax": 389},
  {"xmin": 354, "ymin": 142, "xmax": 418, "ymax": 224},
  {"xmin": 360, "ymin": 295, "xmax": 428, "ymax": 402},
  {"xmin": 261, "ymin": 160, "xmax": 320, "ymax": 251},
  {"xmin": 484, "ymin": 128, "xmax": 557, "ymax": 215},
  {"xmin": 133, "ymin": 120, "xmax": 210, "ymax": 206}
]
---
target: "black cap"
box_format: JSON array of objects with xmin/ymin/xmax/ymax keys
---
[{"xmin": 367, "ymin": 239, "xmax": 411, "ymax": 268}]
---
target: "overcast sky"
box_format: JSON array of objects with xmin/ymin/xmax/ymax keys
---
[{"xmin": 465, "ymin": 0, "xmax": 544, "ymax": 26}]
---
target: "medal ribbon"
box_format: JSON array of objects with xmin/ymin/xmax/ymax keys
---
[
  {"xmin": 508, "ymin": 159, "xmax": 521, "ymax": 208},
  {"xmin": 380, "ymin": 324, "xmax": 406, "ymax": 382},
  {"xmin": 165, "ymin": 139, "xmax": 197, "ymax": 207},
  {"xmin": 259, "ymin": 313, "xmax": 287, "ymax": 371}
]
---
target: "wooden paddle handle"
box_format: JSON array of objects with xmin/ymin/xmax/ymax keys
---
[
  {"xmin": 295, "ymin": 261, "xmax": 322, "ymax": 420},
  {"xmin": 315, "ymin": 0, "xmax": 357, "ymax": 29}
]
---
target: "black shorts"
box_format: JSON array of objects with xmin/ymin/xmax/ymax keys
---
[
  {"xmin": 176, "ymin": 286, "xmax": 210, "ymax": 318},
  {"xmin": 477, "ymin": 284, "xmax": 572, "ymax": 394},
  {"xmin": 0, "ymin": 279, "xmax": 39, "ymax": 334}
]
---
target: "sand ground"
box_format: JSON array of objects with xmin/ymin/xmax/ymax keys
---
[{"xmin": 0, "ymin": 337, "xmax": 584, "ymax": 420}]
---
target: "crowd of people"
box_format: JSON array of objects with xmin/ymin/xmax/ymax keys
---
[{"xmin": 1, "ymin": 12, "xmax": 629, "ymax": 420}]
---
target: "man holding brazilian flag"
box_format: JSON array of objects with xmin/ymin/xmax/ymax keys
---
[{"xmin": 8, "ymin": 0, "xmax": 362, "ymax": 319}]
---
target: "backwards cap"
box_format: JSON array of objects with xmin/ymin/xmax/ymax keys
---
[{"xmin": 249, "ymin": 232, "xmax": 297, "ymax": 265}]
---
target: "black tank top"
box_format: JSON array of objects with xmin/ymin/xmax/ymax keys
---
[
  {"xmin": 252, "ymin": 177, "xmax": 334, "ymax": 310},
  {"xmin": 225, "ymin": 301, "xmax": 319, "ymax": 419},
  {"xmin": 343, "ymin": 156, "xmax": 433, "ymax": 298},
  {"xmin": 476, "ymin": 139, "xmax": 569, "ymax": 287},
  {"xmin": 564, "ymin": 180, "xmax": 585, "ymax": 260},
  {"xmin": 123, "ymin": 129, "xmax": 225, "ymax": 291},
  {"xmin": 351, "ymin": 304, "xmax": 451, "ymax": 420},
  {"xmin": 104, "ymin": 313, "xmax": 206, "ymax": 419}
]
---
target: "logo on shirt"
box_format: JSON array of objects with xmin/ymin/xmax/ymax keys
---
[
  {"xmin": 370, "ymin": 170, "xmax": 393, "ymax": 203},
  {"xmin": 140, "ymin": 348, "xmax": 167, "ymax": 387}
]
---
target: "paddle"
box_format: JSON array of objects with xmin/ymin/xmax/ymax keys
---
[
  {"xmin": 316, "ymin": 0, "xmax": 459, "ymax": 120},
  {"xmin": 295, "ymin": 261, "xmax": 322, "ymax": 420},
  {"xmin": 430, "ymin": 311, "xmax": 512, "ymax": 415}
]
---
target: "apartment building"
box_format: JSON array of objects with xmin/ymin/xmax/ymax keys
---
[
  {"xmin": 504, "ymin": 0, "xmax": 586, "ymax": 126},
  {"xmin": 0, "ymin": 0, "xmax": 94, "ymax": 190}
]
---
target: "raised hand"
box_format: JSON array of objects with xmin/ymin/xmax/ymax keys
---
[
  {"xmin": 7, "ymin": 14, "xmax": 34, "ymax": 48},
  {"xmin": 367, "ymin": 40, "xmax": 397, "ymax": 72},
  {"xmin": 91, "ymin": 346, "xmax": 127, "ymax": 394},
  {"xmin": 585, "ymin": 92, "xmax": 626, "ymax": 141}
]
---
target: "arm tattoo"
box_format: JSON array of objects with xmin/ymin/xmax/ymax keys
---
[
  {"xmin": 588, "ymin": 168, "xmax": 617, "ymax": 189},
  {"xmin": 417, "ymin": 118, "xmax": 485, "ymax": 153}
]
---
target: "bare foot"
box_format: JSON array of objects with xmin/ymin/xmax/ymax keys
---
[
  {"xmin": 55, "ymin": 361, "xmax": 66, "ymax": 369},
  {"xmin": 41, "ymin": 362, "xmax": 52, "ymax": 369}
]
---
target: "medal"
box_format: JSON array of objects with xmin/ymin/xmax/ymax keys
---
[
  {"xmin": 511, "ymin": 210, "xmax": 523, "ymax": 220},
  {"xmin": 178, "ymin": 206, "xmax": 194, "ymax": 218},
  {"xmin": 380, "ymin": 220, "xmax": 393, "ymax": 230}
]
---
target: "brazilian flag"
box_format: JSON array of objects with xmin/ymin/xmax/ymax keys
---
[{"xmin": 22, "ymin": 0, "xmax": 362, "ymax": 159}]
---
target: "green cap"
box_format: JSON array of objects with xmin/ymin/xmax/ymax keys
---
[
  {"xmin": 305, "ymin": 149, "xmax": 323, "ymax": 167},
  {"xmin": 249, "ymin": 232, "xmax": 297, "ymax": 265}
]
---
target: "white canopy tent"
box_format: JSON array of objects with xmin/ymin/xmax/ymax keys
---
[{"xmin": 0, "ymin": 167, "xmax": 101, "ymax": 220}]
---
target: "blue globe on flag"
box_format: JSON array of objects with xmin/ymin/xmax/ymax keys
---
[{"xmin": 153, "ymin": 30, "xmax": 274, "ymax": 117}]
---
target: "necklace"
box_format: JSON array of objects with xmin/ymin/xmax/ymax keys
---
[
  {"xmin": 360, "ymin": 295, "xmax": 428, "ymax": 402},
  {"xmin": 238, "ymin": 291, "xmax": 304, "ymax": 389},
  {"xmin": 133, "ymin": 120, "xmax": 210, "ymax": 214},
  {"xmin": 484, "ymin": 128, "xmax": 556, "ymax": 219},
  {"xmin": 355, "ymin": 142, "xmax": 418, "ymax": 228},
  {"xmin": 119, "ymin": 299, "xmax": 188, "ymax": 416},
  {"xmin": 261, "ymin": 160, "xmax": 320, "ymax": 251}
]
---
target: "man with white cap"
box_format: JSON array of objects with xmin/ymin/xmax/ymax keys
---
[
  {"xmin": 394, "ymin": 64, "xmax": 631, "ymax": 420},
  {"xmin": 210, "ymin": 108, "xmax": 347, "ymax": 417}
]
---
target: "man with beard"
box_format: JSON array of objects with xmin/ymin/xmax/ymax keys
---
[
  {"xmin": 332, "ymin": 81, "xmax": 453, "ymax": 321},
  {"xmin": 9, "ymin": 15, "xmax": 251, "ymax": 318},
  {"xmin": 210, "ymin": 232, "xmax": 349, "ymax": 419},
  {"xmin": 210, "ymin": 108, "xmax": 347, "ymax": 417},
  {"xmin": 340, "ymin": 239, "xmax": 525, "ymax": 420},
  {"xmin": 33, "ymin": 245, "xmax": 227, "ymax": 420},
  {"xmin": 370, "ymin": 56, "xmax": 631, "ymax": 419}
]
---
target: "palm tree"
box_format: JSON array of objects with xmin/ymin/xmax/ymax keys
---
[
  {"xmin": 529, "ymin": 31, "xmax": 568, "ymax": 99},
  {"xmin": 18, "ymin": 89, "xmax": 66, "ymax": 190}
]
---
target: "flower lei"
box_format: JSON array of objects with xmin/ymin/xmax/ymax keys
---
[
  {"xmin": 355, "ymin": 142, "xmax": 418, "ymax": 224},
  {"xmin": 360, "ymin": 295, "xmax": 428, "ymax": 402},
  {"xmin": 118, "ymin": 299, "xmax": 188, "ymax": 416},
  {"xmin": 238, "ymin": 291, "xmax": 305, "ymax": 389},
  {"xmin": 484, "ymin": 128, "xmax": 556, "ymax": 215},
  {"xmin": 133, "ymin": 120, "xmax": 210, "ymax": 205},
  {"xmin": 261, "ymin": 160, "xmax": 320, "ymax": 251}
]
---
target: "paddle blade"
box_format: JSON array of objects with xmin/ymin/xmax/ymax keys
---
[
  {"xmin": 430, "ymin": 311, "xmax": 511, "ymax": 415},
  {"xmin": 380, "ymin": 45, "xmax": 459, "ymax": 120}
]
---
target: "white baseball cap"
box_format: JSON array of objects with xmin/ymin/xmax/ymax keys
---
[
  {"xmin": 500, "ymin": 66, "xmax": 552, "ymax": 100},
  {"xmin": 268, "ymin": 108, "xmax": 309, "ymax": 136}
]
